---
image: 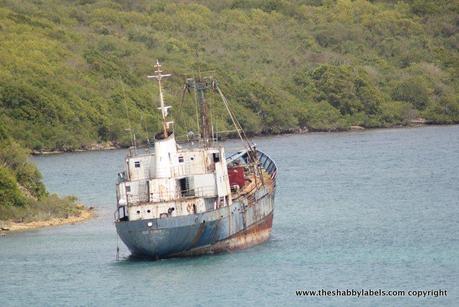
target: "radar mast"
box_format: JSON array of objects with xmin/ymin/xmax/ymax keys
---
[{"xmin": 148, "ymin": 60, "xmax": 172, "ymax": 138}]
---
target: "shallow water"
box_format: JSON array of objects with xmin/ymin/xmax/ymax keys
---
[{"xmin": 1, "ymin": 126, "xmax": 458, "ymax": 306}]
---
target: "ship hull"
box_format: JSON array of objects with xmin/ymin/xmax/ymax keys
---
[{"xmin": 115, "ymin": 191, "xmax": 275, "ymax": 259}]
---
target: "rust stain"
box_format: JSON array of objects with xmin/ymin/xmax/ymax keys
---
[
  {"xmin": 191, "ymin": 221, "xmax": 206, "ymax": 246},
  {"xmin": 176, "ymin": 212, "xmax": 273, "ymax": 257}
]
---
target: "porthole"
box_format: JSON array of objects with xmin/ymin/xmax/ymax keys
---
[{"xmin": 137, "ymin": 210, "xmax": 140, "ymax": 214}]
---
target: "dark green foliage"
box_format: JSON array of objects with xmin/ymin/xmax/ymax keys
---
[
  {"xmin": 409, "ymin": 0, "xmax": 450, "ymax": 16},
  {"xmin": 0, "ymin": 193, "xmax": 82, "ymax": 222},
  {"xmin": 0, "ymin": 166, "xmax": 27, "ymax": 208},
  {"xmin": 300, "ymin": 101, "xmax": 347, "ymax": 131},
  {"xmin": 309, "ymin": 65, "xmax": 383, "ymax": 116},
  {"xmin": 0, "ymin": 0, "xmax": 457, "ymax": 152},
  {"xmin": 424, "ymin": 95, "xmax": 459, "ymax": 124},
  {"xmin": 0, "ymin": 122, "xmax": 8, "ymax": 141},
  {"xmin": 392, "ymin": 78, "xmax": 430, "ymax": 110},
  {"xmin": 233, "ymin": 81, "xmax": 300, "ymax": 133},
  {"xmin": 379, "ymin": 101, "xmax": 416, "ymax": 126},
  {"xmin": 0, "ymin": 140, "xmax": 84, "ymax": 221},
  {"xmin": 0, "ymin": 141, "xmax": 47, "ymax": 199},
  {"xmin": 310, "ymin": 65, "xmax": 361, "ymax": 115}
]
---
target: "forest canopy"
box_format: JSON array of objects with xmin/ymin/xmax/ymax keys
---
[{"xmin": 0, "ymin": 0, "xmax": 458, "ymax": 151}]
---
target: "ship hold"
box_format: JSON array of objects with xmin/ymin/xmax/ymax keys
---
[{"xmin": 114, "ymin": 61, "xmax": 277, "ymax": 259}]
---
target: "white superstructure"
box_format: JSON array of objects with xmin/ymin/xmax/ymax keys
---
[{"xmin": 116, "ymin": 61, "xmax": 232, "ymax": 222}]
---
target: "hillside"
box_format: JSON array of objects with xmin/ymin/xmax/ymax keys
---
[{"xmin": 0, "ymin": 0, "xmax": 458, "ymax": 151}]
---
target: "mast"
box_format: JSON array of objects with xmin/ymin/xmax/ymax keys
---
[
  {"xmin": 185, "ymin": 77, "xmax": 213, "ymax": 146},
  {"xmin": 182, "ymin": 73, "xmax": 257, "ymax": 167},
  {"xmin": 148, "ymin": 60, "xmax": 172, "ymax": 138}
]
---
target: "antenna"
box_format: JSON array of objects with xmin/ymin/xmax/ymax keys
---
[{"xmin": 147, "ymin": 60, "xmax": 172, "ymax": 138}]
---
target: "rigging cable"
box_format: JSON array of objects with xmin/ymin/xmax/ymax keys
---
[
  {"xmin": 140, "ymin": 113, "xmax": 150, "ymax": 147},
  {"xmin": 119, "ymin": 79, "xmax": 136, "ymax": 152},
  {"xmin": 176, "ymin": 84, "xmax": 189, "ymax": 140},
  {"xmin": 216, "ymin": 85, "xmax": 263, "ymax": 186},
  {"xmin": 192, "ymin": 78, "xmax": 201, "ymax": 140},
  {"xmin": 215, "ymin": 85, "xmax": 255, "ymax": 155}
]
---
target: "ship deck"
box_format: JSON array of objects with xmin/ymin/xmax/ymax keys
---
[{"xmin": 232, "ymin": 169, "xmax": 274, "ymax": 201}]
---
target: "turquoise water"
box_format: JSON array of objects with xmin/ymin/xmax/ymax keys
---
[{"xmin": 1, "ymin": 126, "xmax": 458, "ymax": 306}]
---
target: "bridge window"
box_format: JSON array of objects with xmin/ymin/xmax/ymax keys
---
[
  {"xmin": 134, "ymin": 161, "xmax": 141, "ymax": 168},
  {"xmin": 178, "ymin": 156, "xmax": 184, "ymax": 163},
  {"xmin": 212, "ymin": 153, "xmax": 220, "ymax": 162},
  {"xmin": 179, "ymin": 177, "xmax": 194, "ymax": 197}
]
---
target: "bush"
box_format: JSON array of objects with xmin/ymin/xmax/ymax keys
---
[
  {"xmin": 0, "ymin": 193, "xmax": 82, "ymax": 222},
  {"xmin": 392, "ymin": 78, "xmax": 430, "ymax": 110},
  {"xmin": 309, "ymin": 64, "xmax": 384, "ymax": 117},
  {"xmin": 0, "ymin": 141, "xmax": 46, "ymax": 199},
  {"xmin": 380, "ymin": 101, "xmax": 417, "ymax": 126},
  {"xmin": 0, "ymin": 166, "xmax": 27, "ymax": 209},
  {"xmin": 301, "ymin": 101, "xmax": 348, "ymax": 131},
  {"xmin": 0, "ymin": 141, "xmax": 83, "ymax": 222},
  {"xmin": 423, "ymin": 95, "xmax": 459, "ymax": 124}
]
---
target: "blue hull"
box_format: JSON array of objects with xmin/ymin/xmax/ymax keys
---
[{"xmin": 116, "ymin": 191, "xmax": 274, "ymax": 258}]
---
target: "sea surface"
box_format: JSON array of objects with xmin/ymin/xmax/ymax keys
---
[{"xmin": 1, "ymin": 125, "xmax": 458, "ymax": 306}]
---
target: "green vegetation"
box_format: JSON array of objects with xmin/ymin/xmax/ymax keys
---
[
  {"xmin": 0, "ymin": 0, "xmax": 458, "ymax": 151},
  {"xmin": 0, "ymin": 134, "xmax": 83, "ymax": 222}
]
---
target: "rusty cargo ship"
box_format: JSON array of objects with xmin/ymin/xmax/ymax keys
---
[{"xmin": 114, "ymin": 61, "xmax": 277, "ymax": 259}]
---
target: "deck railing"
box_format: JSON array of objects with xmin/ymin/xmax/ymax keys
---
[{"xmin": 124, "ymin": 184, "xmax": 217, "ymax": 205}]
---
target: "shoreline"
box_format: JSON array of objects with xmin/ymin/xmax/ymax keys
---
[
  {"xmin": 0, "ymin": 207, "xmax": 95, "ymax": 235},
  {"xmin": 30, "ymin": 122, "xmax": 458, "ymax": 156}
]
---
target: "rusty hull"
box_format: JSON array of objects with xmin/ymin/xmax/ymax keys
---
[{"xmin": 173, "ymin": 212, "xmax": 273, "ymax": 257}]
